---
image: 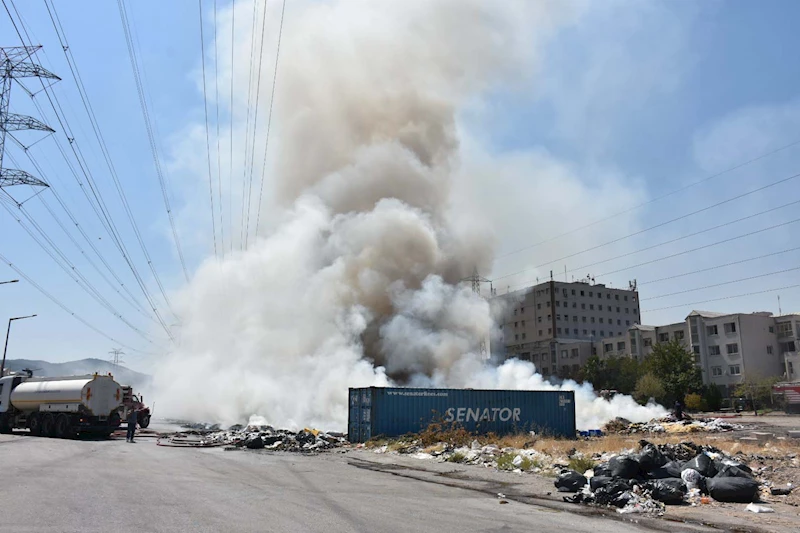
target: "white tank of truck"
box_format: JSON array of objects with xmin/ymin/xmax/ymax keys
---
[{"xmin": 0, "ymin": 372, "xmax": 123, "ymax": 438}]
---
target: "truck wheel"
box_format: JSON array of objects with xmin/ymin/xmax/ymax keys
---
[
  {"xmin": 41, "ymin": 413, "xmax": 55, "ymax": 437},
  {"xmin": 0, "ymin": 414, "xmax": 11, "ymax": 434},
  {"xmin": 28, "ymin": 414, "xmax": 41, "ymax": 436},
  {"xmin": 139, "ymin": 414, "xmax": 151, "ymax": 429},
  {"xmin": 54, "ymin": 414, "xmax": 70, "ymax": 439}
]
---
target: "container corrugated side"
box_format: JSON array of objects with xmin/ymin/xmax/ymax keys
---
[{"xmin": 347, "ymin": 387, "xmax": 575, "ymax": 443}]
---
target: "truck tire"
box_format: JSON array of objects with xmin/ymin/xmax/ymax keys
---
[
  {"xmin": 29, "ymin": 414, "xmax": 42, "ymax": 436},
  {"xmin": 41, "ymin": 413, "xmax": 55, "ymax": 437},
  {"xmin": 0, "ymin": 414, "xmax": 12, "ymax": 434},
  {"xmin": 139, "ymin": 414, "xmax": 151, "ymax": 428},
  {"xmin": 54, "ymin": 414, "xmax": 70, "ymax": 439}
]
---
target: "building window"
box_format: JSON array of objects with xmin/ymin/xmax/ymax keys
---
[
  {"xmin": 583, "ymin": 329, "xmax": 588, "ymax": 335},
  {"xmin": 564, "ymin": 315, "xmax": 569, "ymax": 321},
  {"xmin": 726, "ymin": 343, "xmax": 739, "ymax": 355},
  {"xmin": 590, "ymin": 304, "xmax": 594, "ymax": 310},
  {"xmin": 589, "ymin": 292, "xmax": 593, "ymax": 297},
  {"xmin": 617, "ymin": 341, "xmax": 625, "ymax": 351},
  {"xmin": 539, "ymin": 330, "xmax": 543, "ymax": 336},
  {"xmin": 707, "ymin": 325, "xmax": 718, "ymax": 336},
  {"xmin": 571, "ymin": 348, "xmax": 579, "ymax": 358},
  {"xmin": 789, "ymin": 362, "xmax": 795, "ymax": 375},
  {"xmin": 625, "ymin": 308, "xmax": 629, "ymax": 314},
  {"xmin": 604, "ymin": 343, "xmax": 613, "ymax": 353},
  {"xmin": 557, "ymin": 328, "xmax": 562, "ymax": 334},
  {"xmin": 556, "ymin": 301, "xmax": 560, "ymax": 307},
  {"xmin": 548, "ymin": 328, "xmax": 552, "ymax": 334},
  {"xmin": 643, "ymin": 338, "xmax": 652, "ymax": 347},
  {"xmin": 598, "ymin": 305, "xmax": 603, "ymax": 311},
  {"xmin": 729, "ymin": 365, "xmax": 741, "ymax": 376},
  {"xmin": 573, "ymin": 316, "xmax": 578, "ymax": 322},
  {"xmin": 547, "ymin": 315, "xmax": 551, "ymax": 320},
  {"xmin": 617, "ymin": 319, "xmax": 621, "ymax": 326},
  {"xmin": 675, "ymin": 331, "xmax": 685, "ymax": 341},
  {"xmin": 581, "ymin": 303, "xmax": 586, "ymax": 310},
  {"xmin": 708, "ymin": 345, "xmax": 721, "ymax": 355},
  {"xmin": 767, "ymin": 345, "xmax": 773, "ymax": 354},
  {"xmin": 591, "ymin": 317, "xmax": 596, "ymax": 323},
  {"xmin": 633, "ymin": 308, "xmax": 638, "ymax": 314},
  {"xmin": 582, "ymin": 316, "xmax": 587, "ymax": 323},
  {"xmin": 626, "ymin": 320, "xmax": 631, "ymax": 326},
  {"xmin": 712, "ymin": 366, "xmax": 723, "ymax": 377},
  {"xmin": 600, "ymin": 331, "xmax": 605, "ymax": 337},
  {"xmin": 592, "ymin": 330, "xmax": 596, "ymax": 336},
  {"xmin": 724, "ymin": 322, "xmax": 736, "ymax": 334},
  {"xmin": 693, "ymin": 345, "xmax": 700, "ymax": 355},
  {"xmin": 515, "ymin": 322, "xmax": 518, "ymax": 327},
  {"xmin": 571, "ymin": 289, "xmax": 576, "ymax": 295},
  {"xmin": 514, "ymin": 309, "xmax": 517, "ymax": 316},
  {"xmin": 515, "ymin": 334, "xmax": 519, "ymax": 341},
  {"xmin": 572, "ymin": 302, "xmax": 577, "ymax": 308},
  {"xmin": 624, "ymin": 295, "xmax": 628, "ymax": 301},
  {"xmin": 537, "ymin": 303, "xmax": 541, "ymax": 310},
  {"xmin": 561, "ymin": 350, "xmax": 568, "ymax": 358},
  {"xmin": 546, "ymin": 301, "xmax": 551, "ymax": 308},
  {"xmin": 573, "ymin": 328, "xmax": 578, "ymax": 335},
  {"xmin": 520, "ymin": 307, "xmax": 525, "ymax": 314},
  {"xmin": 556, "ymin": 314, "xmax": 561, "ymax": 321},
  {"xmin": 521, "ymin": 320, "xmax": 525, "ymax": 326},
  {"xmin": 522, "ymin": 333, "xmax": 526, "ymax": 340},
  {"xmin": 580, "ymin": 291, "xmax": 585, "ymax": 296},
  {"xmin": 542, "ymin": 367, "xmax": 549, "ymax": 375},
  {"xmin": 615, "ymin": 295, "xmax": 619, "ymax": 300},
  {"xmin": 769, "ymin": 326, "xmax": 774, "ymax": 333},
  {"xmin": 562, "ymin": 288, "xmax": 568, "ymax": 297},
  {"xmin": 538, "ymin": 316, "xmax": 542, "ymax": 323},
  {"xmin": 616, "ymin": 307, "xmax": 620, "ymax": 312},
  {"xmin": 597, "ymin": 292, "xmax": 602, "ymax": 299},
  {"xmin": 659, "ymin": 333, "xmax": 669, "ymax": 343},
  {"xmin": 599, "ymin": 318, "xmax": 604, "ymax": 324},
  {"xmin": 607, "ymin": 293, "xmax": 611, "ymax": 299}
]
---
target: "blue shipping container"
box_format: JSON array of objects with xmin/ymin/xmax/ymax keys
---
[{"xmin": 348, "ymin": 387, "xmax": 576, "ymax": 442}]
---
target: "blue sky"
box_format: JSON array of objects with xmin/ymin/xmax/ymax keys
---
[{"xmin": 2, "ymin": 0, "xmax": 800, "ymax": 370}]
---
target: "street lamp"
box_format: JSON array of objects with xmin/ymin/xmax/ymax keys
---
[
  {"xmin": 1, "ymin": 315, "xmax": 37, "ymax": 378},
  {"xmin": 0, "ymin": 280, "xmax": 19, "ymax": 285}
]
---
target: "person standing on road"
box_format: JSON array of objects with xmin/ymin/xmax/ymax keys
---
[
  {"xmin": 674, "ymin": 399, "xmax": 684, "ymax": 421},
  {"xmin": 126, "ymin": 407, "xmax": 138, "ymax": 443}
]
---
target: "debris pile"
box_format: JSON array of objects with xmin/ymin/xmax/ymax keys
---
[
  {"xmin": 603, "ymin": 416, "xmax": 745, "ymax": 435},
  {"xmin": 557, "ymin": 439, "xmax": 774, "ymax": 514},
  {"xmin": 157, "ymin": 424, "xmax": 347, "ymax": 452}
]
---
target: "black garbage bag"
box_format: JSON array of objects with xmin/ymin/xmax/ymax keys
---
[
  {"xmin": 590, "ymin": 476, "xmax": 614, "ymax": 491},
  {"xmin": 245, "ymin": 436, "xmax": 265, "ymax": 449},
  {"xmin": 594, "ymin": 480, "xmax": 634, "ymax": 508},
  {"xmin": 637, "ymin": 441, "xmax": 667, "ymax": 472},
  {"xmin": 646, "ymin": 478, "xmax": 687, "ymax": 505},
  {"xmin": 593, "ymin": 462, "xmax": 612, "ymax": 478},
  {"xmin": 715, "ymin": 464, "xmax": 754, "ymax": 479},
  {"xmin": 555, "ymin": 470, "xmax": 588, "ymax": 492},
  {"xmin": 609, "ymin": 455, "xmax": 641, "ymax": 479},
  {"xmin": 649, "ymin": 460, "xmax": 684, "ymax": 479},
  {"xmin": 714, "ymin": 459, "xmax": 752, "ymax": 475},
  {"xmin": 682, "ymin": 454, "xmax": 716, "ymax": 478},
  {"xmin": 706, "ymin": 477, "xmax": 759, "ymax": 503}
]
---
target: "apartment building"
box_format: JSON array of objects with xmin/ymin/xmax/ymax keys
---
[
  {"xmin": 775, "ymin": 314, "xmax": 800, "ymax": 381},
  {"xmin": 495, "ymin": 279, "xmax": 640, "ymax": 378},
  {"xmin": 597, "ymin": 322, "xmax": 686, "ymax": 360}
]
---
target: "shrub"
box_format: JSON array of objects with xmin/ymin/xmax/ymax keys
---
[
  {"xmin": 634, "ymin": 372, "xmax": 666, "ymax": 404},
  {"xmin": 568, "ymin": 455, "xmax": 596, "ymax": 473},
  {"xmin": 447, "ymin": 451, "xmax": 466, "ymax": 463},
  {"xmin": 684, "ymin": 393, "xmax": 703, "ymax": 411},
  {"xmin": 497, "ymin": 452, "xmax": 532, "ymax": 471}
]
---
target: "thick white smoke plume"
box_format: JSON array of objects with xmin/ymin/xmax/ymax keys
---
[{"xmin": 153, "ymin": 0, "xmax": 666, "ymax": 430}]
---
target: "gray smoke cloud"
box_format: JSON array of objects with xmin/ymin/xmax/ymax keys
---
[{"xmin": 153, "ymin": 0, "xmax": 666, "ymax": 430}]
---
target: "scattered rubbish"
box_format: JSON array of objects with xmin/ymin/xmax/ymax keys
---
[
  {"xmin": 603, "ymin": 416, "xmax": 745, "ymax": 435},
  {"xmin": 681, "ymin": 468, "xmax": 702, "ymax": 491},
  {"xmin": 770, "ymin": 486, "xmax": 793, "ymax": 496},
  {"xmin": 157, "ymin": 424, "xmax": 347, "ymax": 452},
  {"xmin": 646, "ymin": 478, "xmax": 687, "ymax": 505},
  {"xmin": 682, "ymin": 454, "xmax": 716, "ymax": 478},
  {"xmin": 744, "ymin": 503, "xmax": 774, "ymax": 513},
  {"xmin": 498, "ymin": 500, "xmax": 509, "ymax": 505}
]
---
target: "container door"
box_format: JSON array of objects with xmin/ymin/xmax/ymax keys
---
[{"xmin": 348, "ymin": 388, "xmax": 373, "ymax": 443}]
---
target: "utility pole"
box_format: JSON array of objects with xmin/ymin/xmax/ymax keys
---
[
  {"xmin": 109, "ymin": 348, "xmax": 125, "ymax": 368},
  {"xmin": 1, "ymin": 314, "xmax": 37, "ymax": 378},
  {"xmin": 1, "ymin": 46, "xmax": 60, "ymax": 193}
]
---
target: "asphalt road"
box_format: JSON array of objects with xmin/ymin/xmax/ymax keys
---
[{"xmin": 0, "ymin": 432, "xmax": 653, "ymax": 533}]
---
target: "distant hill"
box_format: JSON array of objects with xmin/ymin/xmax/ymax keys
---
[{"xmin": 3, "ymin": 358, "xmax": 151, "ymax": 388}]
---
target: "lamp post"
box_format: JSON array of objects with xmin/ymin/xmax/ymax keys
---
[{"xmin": 1, "ymin": 315, "xmax": 37, "ymax": 378}]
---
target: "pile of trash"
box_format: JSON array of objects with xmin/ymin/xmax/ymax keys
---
[
  {"xmin": 157, "ymin": 424, "xmax": 347, "ymax": 452},
  {"xmin": 603, "ymin": 416, "xmax": 745, "ymax": 435},
  {"xmin": 555, "ymin": 439, "xmax": 783, "ymax": 515}
]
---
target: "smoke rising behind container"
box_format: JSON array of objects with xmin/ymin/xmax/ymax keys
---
[{"xmin": 153, "ymin": 0, "xmax": 666, "ymax": 430}]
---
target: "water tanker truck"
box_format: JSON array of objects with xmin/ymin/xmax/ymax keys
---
[{"xmin": 0, "ymin": 372, "xmax": 123, "ymax": 438}]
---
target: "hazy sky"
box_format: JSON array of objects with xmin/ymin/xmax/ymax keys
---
[{"xmin": 2, "ymin": 0, "xmax": 800, "ymax": 371}]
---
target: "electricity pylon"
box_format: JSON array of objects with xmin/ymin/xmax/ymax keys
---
[{"xmin": 1, "ymin": 46, "xmax": 60, "ymax": 191}]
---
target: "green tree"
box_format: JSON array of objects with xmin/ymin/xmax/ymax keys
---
[
  {"xmin": 734, "ymin": 375, "xmax": 780, "ymax": 415},
  {"xmin": 642, "ymin": 339, "xmax": 702, "ymax": 404},
  {"xmin": 634, "ymin": 372, "xmax": 666, "ymax": 404},
  {"xmin": 702, "ymin": 384, "xmax": 723, "ymax": 412}
]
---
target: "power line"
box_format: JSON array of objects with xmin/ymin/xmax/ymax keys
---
[
  {"xmin": 254, "ymin": 0, "xmax": 286, "ymax": 241},
  {"xmin": 495, "ymin": 138, "xmax": 800, "ymax": 260},
  {"xmin": 642, "ymin": 265, "xmax": 800, "ymax": 301},
  {"xmin": 113, "ymin": 0, "xmax": 191, "ymax": 281},
  {"xmin": 643, "ymin": 284, "xmax": 800, "ymax": 313},
  {"xmin": 6, "ymin": 0, "xmax": 175, "ymax": 338},
  {"xmin": 240, "ymin": 0, "xmax": 259, "ymax": 250},
  {"xmin": 243, "ymin": 0, "xmax": 270, "ymax": 249},
  {"xmin": 639, "ymin": 246, "xmax": 800, "ymax": 286},
  {"xmin": 0, "ymin": 250, "xmax": 161, "ymax": 355},
  {"xmin": 494, "ymin": 170, "xmax": 800, "ymax": 281},
  {"xmin": 229, "ymin": 0, "xmax": 235, "ymax": 254},
  {"xmin": 213, "ymin": 0, "xmax": 224, "ymax": 258},
  {"xmin": 597, "ymin": 216, "xmax": 800, "ymax": 278},
  {"xmin": 198, "ymin": 0, "xmax": 219, "ymax": 259}
]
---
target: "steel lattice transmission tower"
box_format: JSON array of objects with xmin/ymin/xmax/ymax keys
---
[
  {"xmin": 462, "ymin": 267, "xmax": 493, "ymax": 359},
  {"xmin": 1, "ymin": 46, "xmax": 60, "ymax": 191}
]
